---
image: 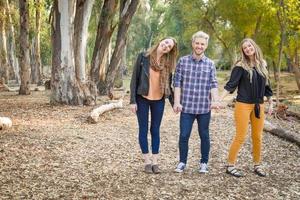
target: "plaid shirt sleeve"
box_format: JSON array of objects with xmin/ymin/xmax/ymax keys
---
[
  {"xmin": 210, "ymin": 62, "xmax": 218, "ymax": 89},
  {"xmin": 173, "ymin": 58, "xmax": 182, "ymax": 88}
]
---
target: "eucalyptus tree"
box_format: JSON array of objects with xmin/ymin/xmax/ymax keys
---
[
  {"xmin": 51, "ymin": 0, "xmax": 96, "ymax": 105},
  {"xmin": 19, "ymin": 0, "xmax": 31, "ymax": 95},
  {"xmin": 100, "ymin": 0, "xmax": 139, "ymax": 96},
  {"xmin": 0, "ymin": 0, "xmax": 9, "ymax": 83},
  {"xmin": 74, "ymin": 0, "xmax": 95, "ymax": 82},
  {"xmin": 5, "ymin": 0, "xmax": 20, "ymax": 83},
  {"xmin": 126, "ymin": 1, "xmax": 151, "ymax": 69},
  {"xmin": 30, "ymin": 0, "xmax": 43, "ymax": 85},
  {"xmin": 90, "ymin": 0, "xmax": 118, "ymax": 91}
]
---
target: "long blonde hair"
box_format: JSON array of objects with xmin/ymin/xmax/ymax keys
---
[
  {"xmin": 237, "ymin": 38, "xmax": 269, "ymax": 83},
  {"xmin": 145, "ymin": 37, "xmax": 178, "ymax": 71}
]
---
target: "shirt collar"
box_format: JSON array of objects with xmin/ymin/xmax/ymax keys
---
[{"xmin": 190, "ymin": 54, "xmax": 207, "ymax": 62}]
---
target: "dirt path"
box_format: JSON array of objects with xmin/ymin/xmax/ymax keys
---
[{"xmin": 0, "ymin": 91, "xmax": 299, "ymax": 199}]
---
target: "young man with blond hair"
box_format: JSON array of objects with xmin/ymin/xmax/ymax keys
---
[{"xmin": 173, "ymin": 31, "xmax": 220, "ymax": 173}]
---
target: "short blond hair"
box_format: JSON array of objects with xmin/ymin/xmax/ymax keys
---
[{"xmin": 192, "ymin": 31, "xmax": 209, "ymax": 43}]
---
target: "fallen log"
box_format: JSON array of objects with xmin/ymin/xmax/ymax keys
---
[
  {"xmin": 286, "ymin": 110, "xmax": 300, "ymax": 120},
  {"xmin": 0, "ymin": 117, "xmax": 12, "ymax": 130},
  {"xmin": 88, "ymin": 99, "xmax": 123, "ymax": 123},
  {"xmin": 264, "ymin": 120, "xmax": 300, "ymax": 147}
]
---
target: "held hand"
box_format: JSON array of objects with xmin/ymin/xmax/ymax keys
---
[
  {"xmin": 173, "ymin": 103, "xmax": 183, "ymax": 114},
  {"xmin": 130, "ymin": 104, "xmax": 137, "ymax": 113},
  {"xmin": 211, "ymin": 101, "xmax": 222, "ymax": 110},
  {"xmin": 218, "ymin": 101, "xmax": 227, "ymax": 109}
]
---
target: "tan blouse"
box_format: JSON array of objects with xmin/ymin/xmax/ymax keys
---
[{"xmin": 143, "ymin": 68, "xmax": 163, "ymax": 100}]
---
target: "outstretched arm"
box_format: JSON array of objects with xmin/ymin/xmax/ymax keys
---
[{"xmin": 219, "ymin": 89, "xmax": 230, "ymax": 101}]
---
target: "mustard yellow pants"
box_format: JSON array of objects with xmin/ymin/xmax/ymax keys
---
[{"xmin": 228, "ymin": 102, "xmax": 265, "ymax": 165}]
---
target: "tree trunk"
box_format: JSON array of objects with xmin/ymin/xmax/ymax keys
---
[
  {"xmin": 0, "ymin": 5, "xmax": 9, "ymax": 84},
  {"xmin": 5, "ymin": 0, "xmax": 20, "ymax": 84},
  {"xmin": 90, "ymin": 0, "xmax": 118, "ymax": 93},
  {"xmin": 32, "ymin": 0, "xmax": 43, "ymax": 85},
  {"xmin": 252, "ymin": 13, "xmax": 262, "ymax": 40},
  {"xmin": 291, "ymin": 40, "xmax": 300, "ymax": 91},
  {"xmin": 30, "ymin": 37, "xmax": 37, "ymax": 84},
  {"xmin": 275, "ymin": 1, "xmax": 286, "ymax": 105},
  {"xmin": 51, "ymin": 0, "xmax": 96, "ymax": 105},
  {"xmin": 114, "ymin": 42, "xmax": 127, "ymax": 88},
  {"xmin": 19, "ymin": 0, "xmax": 31, "ymax": 95},
  {"xmin": 74, "ymin": 0, "xmax": 94, "ymax": 82},
  {"xmin": 100, "ymin": 0, "xmax": 139, "ymax": 96}
]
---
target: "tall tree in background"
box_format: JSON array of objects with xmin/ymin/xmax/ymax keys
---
[
  {"xmin": 0, "ymin": 0, "xmax": 9, "ymax": 83},
  {"xmin": 19, "ymin": 0, "xmax": 31, "ymax": 95},
  {"xmin": 30, "ymin": 0, "xmax": 43, "ymax": 85},
  {"xmin": 74, "ymin": 0, "xmax": 95, "ymax": 82},
  {"xmin": 90, "ymin": 0, "xmax": 118, "ymax": 93},
  {"xmin": 275, "ymin": 0, "xmax": 287, "ymax": 104},
  {"xmin": 51, "ymin": 0, "xmax": 96, "ymax": 105},
  {"xmin": 100, "ymin": 0, "xmax": 139, "ymax": 96},
  {"xmin": 285, "ymin": 0, "xmax": 300, "ymax": 91},
  {"xmin": 5, "ymin": 0, "xmax": 20, "ymax": 83}
]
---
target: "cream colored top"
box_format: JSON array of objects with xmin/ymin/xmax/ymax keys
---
[{"xmin": 143, "ymin": 68, "xmax": 163, "ymax": 100}]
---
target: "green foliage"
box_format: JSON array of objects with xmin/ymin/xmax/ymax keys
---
[{"xmin": 2, "ymin": 0, "xmax": 299, "ymax": 79}]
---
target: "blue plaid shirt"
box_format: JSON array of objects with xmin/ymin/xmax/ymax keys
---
[{"xmin": 174, "ymin": 54, "xmax": 218, "ymax": 114}]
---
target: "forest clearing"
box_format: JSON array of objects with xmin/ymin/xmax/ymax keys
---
[{"xmin": 0, "ymin": 0, "xmax": 300, "ymax": 199}]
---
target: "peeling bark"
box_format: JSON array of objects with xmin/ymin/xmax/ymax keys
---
[
  {"xmin": 74, "ymin": 0, "xmax": 94, "ymax": 82},
  {"xmin": 51, "ymin": 0, "xmax": 96, "ymax": 105}
]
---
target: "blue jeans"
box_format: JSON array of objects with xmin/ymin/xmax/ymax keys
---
[
  {"xmin": 179, "ymin": 112, "xmax": 211, "ymax": 164},
  {"xmin": 136, "ymin": 95, "xmax": 165, "ymax": 154}
]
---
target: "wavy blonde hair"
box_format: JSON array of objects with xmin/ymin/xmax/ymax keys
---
[
  {"xmin": 237, "ymin": 38, "xmax": 269, "ymax": 83},
  {"xmin": 145, "ymin": 37, "xmax": 178, "ymax": 71}
]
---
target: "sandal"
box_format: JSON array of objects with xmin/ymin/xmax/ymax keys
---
[
  {"xmin": 254, "ymin": 165, "xmax": 266, "ymax": 177},
  {"xmin": 226, "ymin": 166, "xmax": 244, "ymax": 177}
]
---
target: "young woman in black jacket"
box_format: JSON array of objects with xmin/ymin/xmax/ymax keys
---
[{"xmin": 130, "ymin": 37, "xmax": 178, "ymax": 173}]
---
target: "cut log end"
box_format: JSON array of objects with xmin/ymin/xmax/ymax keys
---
[{"xmin": 0, "ymin": 117, "xmax": 12, "ymax": 130}]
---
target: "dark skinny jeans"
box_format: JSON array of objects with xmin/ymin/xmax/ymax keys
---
[
  {"xmin": 136, "ymin": 95, "xmax": 165, "ymax": 154},
  {"xmin": 179, "ymin": 111, "xmax": 211, "ymax": 164}
]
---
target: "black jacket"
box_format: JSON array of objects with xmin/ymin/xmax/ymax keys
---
[
  {"xmin": 224, "ymin": 66, "xmax": 273, "ymax": 103},
  {"xmin": 224, "ymin": 66, "xmax": 273, "ymax": 118},
  {"xmin": 130, "ymin": 52, "xmax": 174, "ymax": 105}
]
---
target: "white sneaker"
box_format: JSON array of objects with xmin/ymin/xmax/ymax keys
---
[
  {"xmin": 199, "ymin": 163, "xmax": 208, "ymax": 173},
  {"xmin": 175, "ymin": 162, "xmax": 186, "ymax": 173}
]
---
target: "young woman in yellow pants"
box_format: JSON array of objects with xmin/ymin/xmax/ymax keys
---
[{"xmin": 220, "ymin": 38, "xmax": 273, "ymax": 177}]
